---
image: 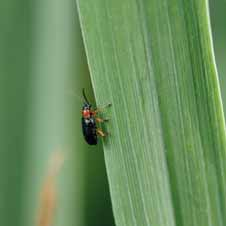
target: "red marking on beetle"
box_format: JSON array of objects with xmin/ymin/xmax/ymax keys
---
[{"xmin": 82, "ymin": 110, "xmax": 90, "ymax": 118}]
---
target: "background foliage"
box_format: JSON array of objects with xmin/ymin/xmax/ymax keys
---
[{"xmin": 0, "ymin": 0, "xmax": 114, "ymax": 226}]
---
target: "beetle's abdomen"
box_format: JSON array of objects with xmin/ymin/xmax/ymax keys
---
[{"xmin": 82, "ymin": 117, "xmax": 98, "ymax": 145}]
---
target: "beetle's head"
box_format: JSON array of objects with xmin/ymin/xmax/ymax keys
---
[
  {"xmin": 82, "ymin": 103, "xmax": 91, "ymax": 111},
  {"xmin": 82, "ymin": 89, "xmax": 93, "ymax": 118},
  {"xmin": 82, "ymin": 103, "xmax": 92, "ymax": 118}
]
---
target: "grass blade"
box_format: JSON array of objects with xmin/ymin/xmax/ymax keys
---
[{"xmin": 77, "ymin": 0, "xmax": 226, "ymax": 226}]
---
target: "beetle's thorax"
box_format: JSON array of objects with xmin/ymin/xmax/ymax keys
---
[
  {"xmin": 82, "ymin": 102, "xmax": 92, "ymax": 118},
  {"xmin": 82, "ymin": 109, "xmax": 91, "ymax": 118}
]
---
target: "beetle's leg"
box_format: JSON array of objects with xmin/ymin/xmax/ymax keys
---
[
  {"xmin": 94, "ymin": 103, "xmax": 112, "ymax": 114},
  {"xmin": 96, "ymin": 128, "xmax": 108, "ymax": 137},
  {"xmin": 95, "ymin": 117, "xmax": 109, "ymax": 123},
  {"xmin": 90, "ymin": 111, "xmax": 97, "ymax": 117}
]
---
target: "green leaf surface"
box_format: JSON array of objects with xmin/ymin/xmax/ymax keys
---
[{"xmin": 77, "ymin": 0, "xmax": 226, "ymax": 226}]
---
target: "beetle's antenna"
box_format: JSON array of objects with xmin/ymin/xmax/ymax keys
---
[
  {"xmin": 82, "ymin": 88, "xmax": 90, "ymax": 104},
  {"xmin": 67, "ymin": 90, "xmax": 83, "ymax": 103}
]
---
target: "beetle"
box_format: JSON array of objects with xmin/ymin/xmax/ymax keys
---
[{"xmin": 81, "ymin": 89, "xmax": 111, "ymax": 145}]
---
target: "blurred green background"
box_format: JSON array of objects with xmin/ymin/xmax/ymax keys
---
[
  {"xmin": 0, "ymin": 0, "xmax": 114, "ymax": 226},
  {"xmin": 209, "ymin": 0, "xmax": 226, "ymax": 113},
  {"xmin": 0, "ymin": 0, "xmax": 225, "ymax": 226}
]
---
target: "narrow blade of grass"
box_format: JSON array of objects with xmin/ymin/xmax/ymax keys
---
[{"xmin": 77, "ymin": 1, "xmax": 226, "ymax": 226}]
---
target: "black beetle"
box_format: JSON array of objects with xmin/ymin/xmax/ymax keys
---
[{"xmin": 81, "ymin": 89, "xmax": 111, "ymax": 145}]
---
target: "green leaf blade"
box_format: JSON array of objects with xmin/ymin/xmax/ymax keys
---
[{"xmin": 77, "ymin": 0, "xmax": 226, "ymax": 226}]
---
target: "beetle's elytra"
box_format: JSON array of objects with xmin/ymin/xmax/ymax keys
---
[{"xmin": 81, "ymin": 89, "xmax": 111, "ymax": 145}]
